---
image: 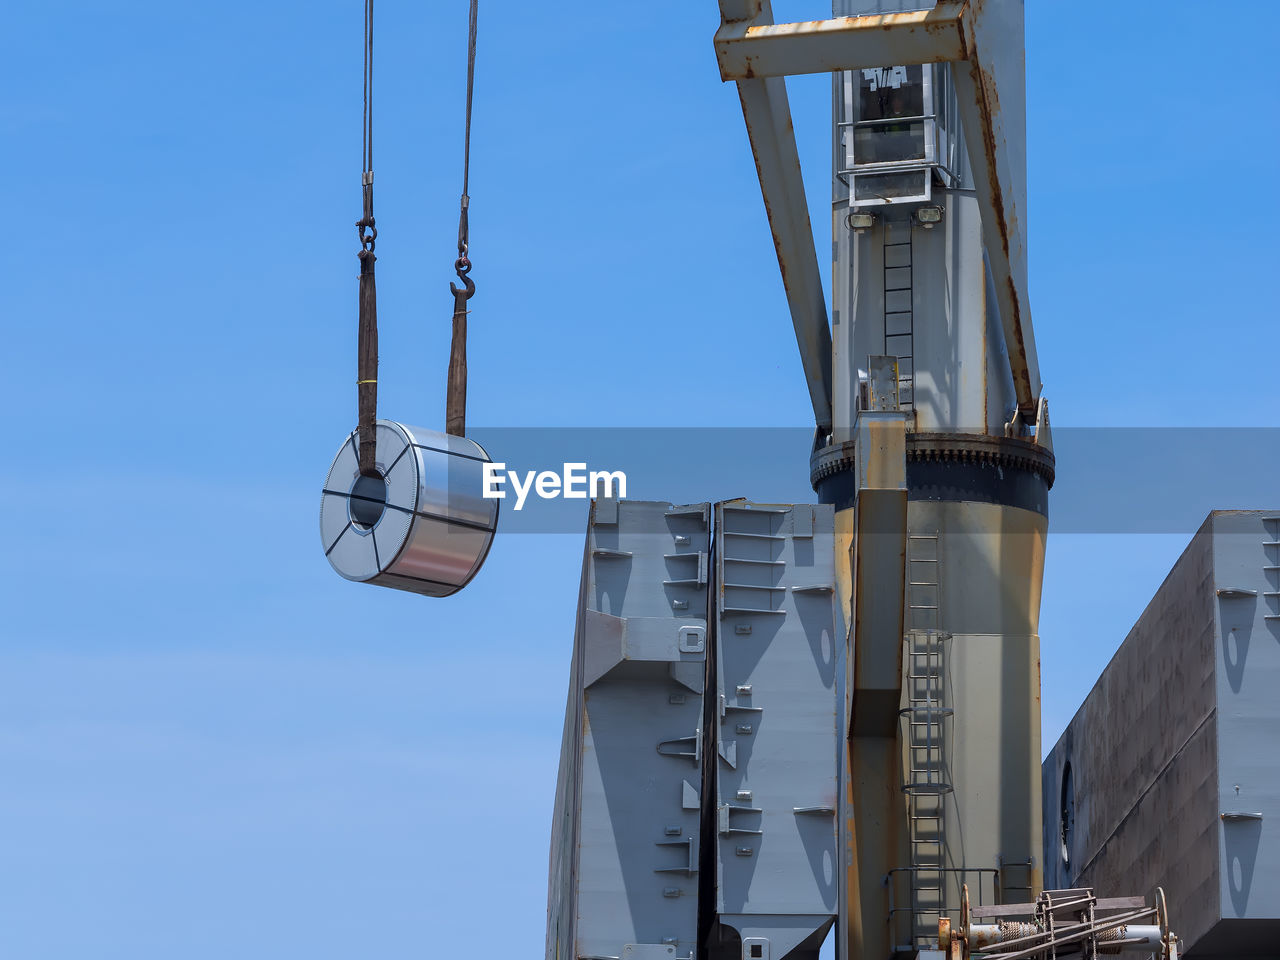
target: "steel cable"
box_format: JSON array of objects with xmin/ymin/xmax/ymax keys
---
[
  {"xmin": 445, "ymin": 0, "xmax": 478, "ymax": 437},
  {"xmin": 356, "ymin": 0, "xmax": 379, "ymax": 476}
]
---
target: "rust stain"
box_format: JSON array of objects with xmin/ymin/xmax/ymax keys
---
[
  {"xmin": 847, "ymin": 10, "xmax": 942, "ymax": 30},
  {"xmin": 965, "ymin": 41, "xmax": 1035, "ymax": 412},
  {"xmin": 721, "ymin": 4, "xmax": 968, "ymax": 79},
  {"xmin": 1005, "ymin": 275, "xmax": 1032, "ymax": 404},
  {"xmin": 737, "ymin": 79, "xmax": 805, "ymax": 294}
]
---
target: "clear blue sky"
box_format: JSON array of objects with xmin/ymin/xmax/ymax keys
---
[{"xmin": 1, "ymin": 3, "xmax": 1276, "ymax": 958}]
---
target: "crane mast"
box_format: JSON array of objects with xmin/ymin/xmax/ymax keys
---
[
  {"xmin": 820, "ymin": 4, "xmax": 1048, "ymax": 956},
  {"xmin": 543, "ymin": 4, "xmax": 1181, "ymax": 959}
]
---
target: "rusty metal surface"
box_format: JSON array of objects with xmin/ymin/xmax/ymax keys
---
[
  {"xmin": 823, "ymin": 424, "xmax": 1050, "ymax": 955},
  {"xmin": 840, "ymin": 411, "xmax": 910, "ymax": 960},
  {"xmin": 907, "ymin": 432, "xmax": 1056, "ymax": 486},
  {"xmin": 716, "ymin": 0, "xmax": 1042, "ymax": 422},
  {"xmin": 971, "ymin": 896, "xmax": 1146, "ymax": 919},
  {"xmin": 714, "ymin": 3, "xmax": 968, "ymax": 81},
  {"xmin": 846, "ymin": 736, "xmax": 907, "ymax": 960},
  {"xmin": 904, "ymin": 499, "xmax": 1046, "ymax": 949},
  {"xmin": 849, "ymin": 412, "xmax": 909, "ymax": 736},
  {"xmin": 733, "ymin": 69, "xmax": 836, "ymax": 430},
  {"xmin": 716, "ymin": 0, "xmax": 840, "ymax": 430},
  {"xmin": 950, "ymin": 0, "xmax": 1040, "ymax": 418}
]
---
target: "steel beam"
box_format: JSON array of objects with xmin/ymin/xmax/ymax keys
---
[
  {"xmin": 849, "ymin": 413, "xmax": 907, "ymax": 737},
  {"xmin": 953, "ymin": 4, "xmax": 1041, "ymax": 418},
  {"xmin": 845, "ymin": 409, "xmax": 908, "ymax": 960},
  {"xmin": 715, "ymin": 3, "xmax": 968, "ymax": 80},
  {"xmin": 715, "ymin": 0, "xmax": 1042, "ymax": 419},
  {"xmin": 726, "ymin": 17, "xmax": 835, "ymax": 429}
]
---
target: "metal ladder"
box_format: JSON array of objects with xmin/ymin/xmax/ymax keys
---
[
  {"xmin": 1264, "ymin": 517, "xmax": 1279, "ymax": 623},
  {"xmin": 907, "ymin": 533, "xmax": 939, "ymax": 632},
  {"xmin": 883, "ymin": 219, "xmax": 914, "ymax": 412},
  {"xmin": 902, "ymin": 629, "xmax": 954, "ymax": 949}
]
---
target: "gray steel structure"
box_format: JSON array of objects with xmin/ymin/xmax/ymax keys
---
[
  {"xmin": 308, "ymin": 2, "xmax": 1254, "ymax": 958},
  {"xmin": 546, "ymin": 501, "xmax": 841, "ymax": 960},
  {"xmin": 709, "ymin": 502, "xmax": 841, "ymax": 960},
  {"xmin": 547, "ymin": 500, "xmax": 713, "ymax": 960},
  {"xmin": 1043, "ymin": 511, "xmax": 1280, "ymax": 959},
  {"xmin": 545, "ymin": 3, "xmax": 1186, "ymax": 959},
  {"xmin": 708, "ymin": 3, "xmax": 1058, "ymax": 950},
  {"xmin": 810, "ymin": 3, "xmax": 1054, "ymax": 956}
]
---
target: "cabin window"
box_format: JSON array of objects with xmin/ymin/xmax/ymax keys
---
[
  {"xmin": 838, "ymin": 63, "xmax": 960, "ymax": 208},
  {"xmin": 854, "ymin": 65, "xmax": 928, "ymax": 166}
]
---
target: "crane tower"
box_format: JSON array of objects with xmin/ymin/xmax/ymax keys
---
[{"xmin": 543, "ymin": 4, "xmax": 1180, "ymax": 960}]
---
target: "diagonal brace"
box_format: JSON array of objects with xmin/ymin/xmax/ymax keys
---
[
  {"xmin": 714, "ymin": 0, "xmax": 1042, "ymax": 420},
  {"xmin": 720, "ymin": 0, "xmax": 834, "ymax": 430}
]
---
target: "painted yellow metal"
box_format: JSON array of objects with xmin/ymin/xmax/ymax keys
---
[
  {"xmin": 836, "ymin": 443, "xmax": 1048, "ymax": 955},
  {"xmin": 842, "ymin": 411, "xmax": 909, "ymax": 960},
  {"xmin": 900, "ymin": 498, "xmax": 1047, "ymax": 943},
  {"xmin": 849, "ymin": 414, "xmax": 908, "ymax": 737},
  {"xmin": 847, "ymin": 736, "xmax": 909, "ymax": 960}
]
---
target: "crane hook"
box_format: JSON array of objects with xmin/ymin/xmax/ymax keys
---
[{"xmin": 451, "ymin": 255, "xmax": 475, "ymax": 300}]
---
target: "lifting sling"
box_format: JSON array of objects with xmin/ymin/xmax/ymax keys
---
[
  {"xmin": 353, "ymin": 0, "xmax": 479, "ymax": 478},
  {"xmin": 355, "ymin": 0, "xmax": 378, "ymax": 476},
  {"xmin": 447, "ymin": 0, "xmax": 479, "ymax": 438}
]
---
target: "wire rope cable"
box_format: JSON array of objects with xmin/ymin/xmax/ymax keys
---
[
  {"xmin": 354, "ymin": 0, "xmax": 380, "ymax": 475},
  {"xmin": 445, "ymin": 0, "xmax": 478, "ymax": 437}
]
